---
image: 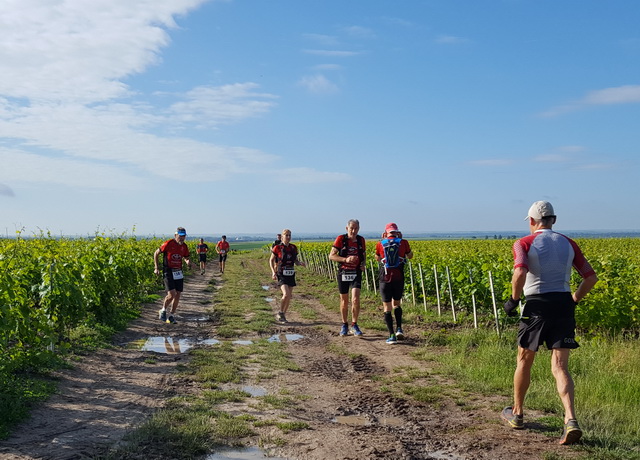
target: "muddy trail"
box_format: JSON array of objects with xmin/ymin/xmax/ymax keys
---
[{"xmin": 0, "ymin": 256, "xmax": 582, "ymax": 460}]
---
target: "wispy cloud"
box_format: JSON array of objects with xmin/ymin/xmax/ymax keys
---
[
  {"xmin": 534, "ymin": 145, "xmax": 585, "ymax": 163},
  {"xmin": 0, "ymin": 182, "xmax": 15, "ymax": 197},
  {"xmin": 303, "ymin": 33, "xmax": 340, "ymax": 47},
  {"xmin": 273, "ymin": 167, "xmax": 350, "ymax": 184},
  {"xmin": 342, "ymin": 26, "xmax": 375, "ymax": 39},
  {"xmin": 540, "ymin": 85, "xmax": 640, "ymax": 117},
  {"xmin": 0, "ymin": 1, "xmax": 346, "ymax": 189},
  {"xmin": 297, "ymin": 75, "xmax": 339, "ymax": 94},
  {"xmin": 435, "ymin": 35, "xmax": 470, "ymax": 45},
  {"xmin": 169, "ymin": 83, "xmax": 278, "ymax": 129},
  {"xmin": 468, "ymin": 159, "xmax": 513, "ymax": 166}
]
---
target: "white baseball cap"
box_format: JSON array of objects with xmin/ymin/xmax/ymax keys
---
[{"xmin": 525, "ymin": 201, "xmax": 555, "ymax": 220}]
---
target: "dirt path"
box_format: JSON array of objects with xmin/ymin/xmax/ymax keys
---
[
  {"xmin": 0, "ymin": 268, "xmax": 220, "ymax": 460},
  {"xmin": 0, "ymin": 258, "xmax": 581, "ymax": 460}
]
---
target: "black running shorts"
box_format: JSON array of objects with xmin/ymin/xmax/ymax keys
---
[
  {"xmin": 517, "ymin": 292, "xmax": 578, "ymax": 351},
  {"xmin": 379, "ymin": 278, "xmax": 404, "ymax": 303},
  {"xmin": 163, "ymin": 273, "xmax": 184, "ymax": 292},
  {"xmin": 337, "ymin": 270, "xmax": 362, "ymax": 294}
]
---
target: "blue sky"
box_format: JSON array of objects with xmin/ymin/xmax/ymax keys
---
[{"xmin": 1, "ymin": 0, "xmax": 639, "ymax": 237}]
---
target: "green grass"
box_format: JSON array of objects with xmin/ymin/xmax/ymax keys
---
[{"xmin": 407, "ymin": 323, "xmax": 640, "ymax": 458}]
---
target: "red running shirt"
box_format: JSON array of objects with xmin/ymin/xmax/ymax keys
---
[{"xmin": 160, "ymin": 239, "xmax": 190, "ymax": 269}]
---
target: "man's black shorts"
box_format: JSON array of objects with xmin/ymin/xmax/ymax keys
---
[
  {"xmin": 199, "ymin": 254, "xmax": 207, "ymax": 263},
  {"xmin": 219, "ymin": 254, "xmax": 228, "ymax": 262},
  {"xmin": 277, "ymin": 274, "xmax": 296, "ymax": 287},
  {"xmin": 163, "ymin": 272, "xmax": 184, "ymax": 292},
  {"xmin": 517, "ymin": 292, "xmax": 578, "ymax": 351},
  {"xmin": 379, "ymin": 279, "xmax": 404, "ymax": 303},
  {"xmin": 337, "ymin": 270, "xmax": 362, "ymax": 294}
]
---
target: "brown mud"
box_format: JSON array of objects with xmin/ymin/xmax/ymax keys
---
[{"xmin": 0, "ymin": 258, "xmax": 583, "ymax": 460}]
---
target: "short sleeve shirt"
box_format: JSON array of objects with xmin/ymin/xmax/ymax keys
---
[
  {"xmin": 160, "ymin": 239, "xmax": 190, "ymax": 270},
  {"xmin": 332, "ymin": 234, "xmax": 366, "ymax": 271},
  {"xmin": 512, "ymin": 229, "xmax": 595, "ymax": 296},
  {"xmin": 375, "ymin": 238, "xmax": 412, "ymax": 282},
  {"xmin": 272, "ymin": 243, "xmax": 298, "ymax": 272},
  {"xmin": 216, "ymin": 241, "xmax": 230, "ymax": 254}
]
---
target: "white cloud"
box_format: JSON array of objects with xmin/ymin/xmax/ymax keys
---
[
  {"xmin": 468, "ymin": 159, "xmax": 513, "ymax": 166},
  {"xmin": 343, "ymin": 26, "xmax": 375, "ymax": 39},
  {"xmin": 0, "ymin": 0, "xmax": 206, "ymax": 103},
  {"xmin": 303, "ymin": 34, "xmax": 340, "ymax": 46},
  {"xmin": 0, "ymin": 147, "xmax": 146, "ymax": 189},
  {"xmin": 0, "ymin": 0, "xmax": 349, "ymax": 193},
  {"xmin": 0, "ymin": 182, "xmax": 15, "ymax": 197},
  {"xmin": 273, "ymin": 167, "xmax": 350, "ymax": 184},
  {"xmin": 540, "ymin": 84, "xmax": 640, "ymax": 117},
  {"xmin": 297, "ymin": 75, "xmax": 339, "ymax": 94},
  {"xmin": 435, "ymin": 35, "xmax": 470, "ymax": 45},
  {"xmin": 169, "ymin": 83, "xmax": 278, "ymax": 128}
]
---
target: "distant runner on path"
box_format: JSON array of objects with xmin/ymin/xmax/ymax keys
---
[
  {"xmin": 196, "ymin": 238, "xmax": 209, "ymax": 275},
  {"xmin": 153, "ymin": 227, "xmax": 192, "ymax": 324},
  {"xmin": 375, "ymin": 222, "xmax": 413, "ymax": 344},
  {"xmin": 216, "ymin": 235, "xmax": 230, "ymax": 274},
  {"xmin": 501, "ymin": 201, "xmax": 597, "ymax": 445},
  {"xmin": 329, "ymin": 219, "xmax": 366, "ymax": 337},
  {"xmin": 269, "ymin": 229, "xmax": 305, "ymax": 323}
]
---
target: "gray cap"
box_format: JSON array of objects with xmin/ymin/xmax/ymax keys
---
[{"xmin": 525, "ymin": 201, "xmax": 556, "ymax": 220}]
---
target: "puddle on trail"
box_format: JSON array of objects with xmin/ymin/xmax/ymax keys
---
[
  {"xmin": 241, "ymin": 385, "xmax": 267, "ymax": 397},
  {"xmin": 267, "ymin": 333, "xmax": 304, "ymax": 343},
  {"xmin": 264, "ymin": 297, "xmax": 275, "ymax": 302},
  {"xmin": 127, "ymin": 337, "xmax": 220, "ymax": 354},
  {"xmin": 206, "ymin": 447, "xmax": 287, "ymax": 460},
  {"xmin": 261, "ymin": 285, "xmax": 270, "ymax": 290},
  {"xmin": 333, "ymin": 415, "xmax": 403, "ymax": 427},
  {"xmin": 232, "ymin": 340, "xmax": 254, "ymax": 346}
]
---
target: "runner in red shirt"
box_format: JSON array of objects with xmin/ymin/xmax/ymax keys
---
[
  {"xmin": 196, "ymin": 238, "xmax": 209, "ymax": 275},
  {"xmin": 269, "ymin": 229, "xmax": 306, "ymax": 323},
  {"xmin": 329, "ymin": 219, "xmax": 366, "ymax": 336},
  {"xmin": 153, "ymin": 227, "xmax": 192, "ymax": 324},
  {"xmin": 216, "ymin": 235, "xmax": 230, "ymax": 274},
  {"xmin": 375, "ymin": 223, "xmax": 413, "ymax": 344}
]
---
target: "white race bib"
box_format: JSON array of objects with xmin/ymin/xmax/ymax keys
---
[
  {"xmin": 282, "ymin": 268, "xmax": 295, "ymax": 276},
  {"xmin": 172, "ymin": 269, "xmax": 184, "ymax": 280},
  {"xmin": 219, "ymin": 249, "xmax": 226, "ymax": 254},
  {"xmin": 341, "ymin": 271, "xmax": 357, "ymax": 282}
]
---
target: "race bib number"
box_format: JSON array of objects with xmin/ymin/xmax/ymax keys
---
[
  {"xmin": 282, "ymin": 268, "xmax": 295, "ymax": 276},
  {"xmin": 219, "ymin": 250, "xmax": 226, "ymax": 254},
  {"xmin": 341, "ymin": 271, "xmax": 357, "ymax": 282},
  {"xmin": 172, "ymin": 269, "xmax": 184, "ymax": 280}
]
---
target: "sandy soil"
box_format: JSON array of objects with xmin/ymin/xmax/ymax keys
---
[{"xmin": 0, "ymin": 260, "xmax": 582, "ymax": 460}]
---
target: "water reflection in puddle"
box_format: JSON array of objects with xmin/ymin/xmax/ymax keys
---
[
  {"xmin": 241, "ymin": 385, "xmax": 267, "ymax": 397},
  {"xmin": 206, "ymin": 447, "xmax": 287, "ymax": 460},
  {"xmin": 233, "ymin": 340, "xmax": 253, "ymax": 346},
  {"xmin": 127, "ymin": 337, "xmax": 220, "ymax": 354},
  {"xmin": 333, "ymin": 415, "xmax": 403, "ymax": 427},
  {"xmin": 267, "ymin": 334, "xmax": 304, "ymax": 343},
  {"xmin": 264, "ymin": 297, "xmax": 275, "ymax": 302},
  {"xmin": 261, "ymin": 285, "xmax": 270, "ymax": 290}
]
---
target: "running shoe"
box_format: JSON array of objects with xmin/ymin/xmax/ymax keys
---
[
  {"xmin": 159, "ymin": 309, "xmax": 167, "ymax": 322},
  {"xmin": 339, "ymin": 324, "xmax": 349, "ymax": 336},
  {"xmin": 501, "ymin": 407, "xmax": 524, "ymax": 429},
  {"xmin": 559, "ymin": 419, "xmax": 582, "ymax": 445},
  {"xmin": 350, "ymin": 323, "xmax": 363, "ymax": 336},
  {"xmin": 281, "ymin": 313, "xmax": 288, "ymax": 323},
  {"xmin": 396, "ymin": 327, "xmax": 405, "ymax": 340},
  {"xmin": 167, "ymin": 315, "xmax": 177, "ymax": 324},
  {"xmin": 386, "ymin": 334, "xmax": 397, "ymax": 344}
]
